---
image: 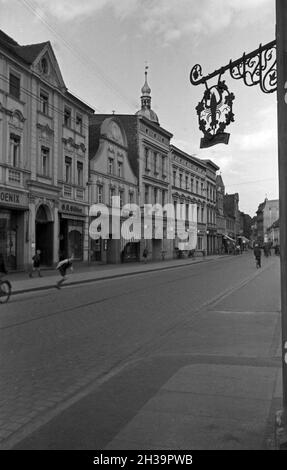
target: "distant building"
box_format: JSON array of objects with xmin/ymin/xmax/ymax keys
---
[
  {"xmin": 223, "ymin": 193, "xmax": 240, "ymax": 241},
  {"xmin": 216, "ymin": 174, "xmax": 226, "ymax": 253},
  {"xmin": 267, "ymin": 218, "xmax": 279, "ymax": 245},
  {"xmin": 170, "ymin": 146, "xmax": 207, "ymax": 254},
  {"xmin": 256, "ymin": 198, "xmax": 279, "ymax": 244}
]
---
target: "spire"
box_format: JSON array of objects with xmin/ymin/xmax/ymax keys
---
[
  {"xmin": 141, "ymin": 65, "xmax": 151, "ymax": 96},
  {"xmin": 141, "ymin": 65, "xmax": 151, "ymax": 109},
  {"xmin": 135, "ymin": 65, "xmax": 159, "ymax": 125}
]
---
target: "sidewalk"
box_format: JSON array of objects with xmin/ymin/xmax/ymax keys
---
[{"xmin": 7, "ymin": 254, "xmax": 228, "ymax": 295}]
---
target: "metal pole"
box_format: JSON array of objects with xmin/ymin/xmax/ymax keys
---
[{"xmin": 276, "ymin": 0, "xmax": 287, "ymax": 419}]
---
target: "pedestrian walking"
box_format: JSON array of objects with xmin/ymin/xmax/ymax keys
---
[
  {"xmin": 55, "ymin": 256, "xmax": 74, "ymax": 289},
  {"xmin": 29, "ymin": 249, "xmax": 42, "ymax": 277},
  {"xmin": 143, "ymin": 247, "xmax": 148, "ymax": 264},
  {"xmin": 253, "ymin": 244, "xmax": 262, "ymax": 268}
]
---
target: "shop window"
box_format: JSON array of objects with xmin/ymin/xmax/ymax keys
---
[
  {"xmin": 40, "ymin": 90, "xmax": 49, "ymax": 115},
  {"xmin": 9, "ymin": 72, "xmax": 20, "ymax": 99},
  {"xmin": 144, "ymin": 185, "xmax": 149, "ymax": 204},
  {"xmin": 129, "ymin": 192, "xmax": 134, "ymax": 204},
  {"xmin": 97, "ymin": 185, "xmax": 103, "ymax": 203},
  {"xmin": 109, "ymin": 187, "xmax": 115, "ymax": 206},
  {"xmin": 64, "ymin": 106, "xmax": 71, "ymax": 127},
  {"xmin": 65, "ymin": 156, "xmax": 72, "ymax": 183},
  {"xmin": 119, "ymin": 190, "xmax": 124, "ymax": 208},
  {"xmin": 77, "ymin": 161, "xmax": 83, "ymax": 186},
  {"xmin": 10, "ymin": 134, "xmax": 20, "ymax": 167},
  {"xmin": 68, "ymin": 227, "xmax": 83, "ymax": 260}
]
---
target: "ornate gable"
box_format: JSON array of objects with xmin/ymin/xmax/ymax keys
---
[{"xmin": 31, "ymin": 43, "xmax": 66, "ymax": 92}]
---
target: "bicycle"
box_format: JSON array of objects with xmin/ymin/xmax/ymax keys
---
[{"xmin": 0, "ymin": 279, "xmax": 11, "ymax": 303}]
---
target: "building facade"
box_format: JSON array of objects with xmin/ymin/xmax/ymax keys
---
[
  {"xmin": 204, "ymin": 160, "xmax": 219, "ymax": 254},
  {"xmin": 0, "ymin": 30, "xmax": 94, "ymax": 270},
  {"xmin": 256, "ymin": 198, "xmax": 279, "ymax": 244},
  {"xmin": 171, "ymin": 145, "xmax": 207, "ymax": 255},
  {"xmin": 89, "ymin": 116, "xmax": 138, "ymax": 263}
]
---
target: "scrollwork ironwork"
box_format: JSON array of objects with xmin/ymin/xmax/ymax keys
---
[{"xmin": 190, "ymin": 39, "xmax": 276, "ymax": 94}]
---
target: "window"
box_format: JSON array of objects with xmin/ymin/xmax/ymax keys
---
[
  {"xmin": 97, "ymin": 185, "xmax": 103, "ymax": 204},
  {"xmin": 154, "ymin": 152, "xmax": 158, "ymax": 174},
  {"xmin": 109, "ymin": 187, "xmax": 115, "ymax": 206},
  {"xmin": 190, "ymin": 178, "xmax": 193, "ymax": 192},
  {"xmin": 76, "ymin": 114, "xmax": 83, "ymax": 134},
  {"xmin": 186, "ymin": 176, "xmax": 189, "ymax": 190},
  {"xmin": 162, "ymin": 156, "xmax": 166, "ymax": 176},
  {"xmin": 201, "ymin": 182, "xmax": 204, "ymax": 195},
  {"xmin": 117, "ymin": 161, "xmax": 123, "ymax": 177},
  {"xmin": 9, "ymin": 73, "xmax": 20, "ymax": 99},
  {"xmin": 119, "ymin": 191, "xmax": 124, "ymax": 208},
  {"xmin": 144, "ymin": 185, "xmax": 149, "ymax": 204},
  {"xmin": 145, "ymin": 148, "xmax": 149, "ymax": 170},
  {"xmin": 65, "ymin": 157, "xmax": 72, "ymax": 183},
  {"xmin": 40, "ymin": 57, "xmax": 48, "ymax": 74},
  {"xmin": 154, "ymin": 187, "xmax": 158, "ymax": 204},
  {"xmin": 196, "ymin": 180, "xmax": 199, "ymax": 194},
  {"xmin": 64, "ymin": 107, "xmax": 71, "ymax": 127},
  {"xmin": 179, "ymin": 174, "xmax": 182, "ymax": 189},
  {"xmin": 173, "ymin": 171, "xmax": 176, "ymax": 186},
  {"xmin": 162, "ymin": 190, "xmax": 165, "ymax": 207},
  {"xmin": 129, "ymin": 192, "xmax": 134, "ymax": 204},
  {"xmin": 201, "ymin": 207, "xmax": 204, "ymax": 222},
  {"xmin": 108, "ymin": 158, "xmax": 114, "ymax": 175},
  {"xmin": 40, "ymin": 91, "xmax": 49, "ymax": 115},
  {"xmin": 77, "ymin": 161, "xmax": 83, "ymax": 186},
  {"xmin": 41, "ymin": 147, "xmax": 50, "ymax": 176},
  {"xmin": 10, "ymin": 134, "xmax": 20, "ymax": 167}
]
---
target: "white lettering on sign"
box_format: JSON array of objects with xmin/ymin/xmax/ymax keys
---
[
  {"xmin": 284, "ymin": 341, "xmax": 287, "ymax": 365},
  {"xmin": 284, "ymin": 81, "xmax": 287, "ymax": 104}
]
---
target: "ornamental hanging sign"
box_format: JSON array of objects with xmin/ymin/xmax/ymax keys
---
[
  {"xmin": 195, "ymin": 79, "xmax": 235, "ymax": 149},
  {"xmin": 189, "ymin": 40, "xmax": 277, "ymax": 148}
]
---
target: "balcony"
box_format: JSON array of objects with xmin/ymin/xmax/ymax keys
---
[{"xmin": 76, "ymin": 188, "xmax": 84, "ymax": 200}]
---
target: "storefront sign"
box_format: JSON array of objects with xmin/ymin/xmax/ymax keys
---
[
  {"xmin": 0, "ymin": 189, "xmax": 28, "ymax": 208},
  {"xmin": 60, "ymin": 203, "xmax": 84, "ymax": 216}
]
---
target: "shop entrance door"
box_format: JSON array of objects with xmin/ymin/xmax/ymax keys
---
[{"xmin": 35, "ymin": 205, "xmax": 53, "ymax": 266}]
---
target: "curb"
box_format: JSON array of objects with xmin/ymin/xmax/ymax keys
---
[{"xmin": 11, "ymin": 256, "xmax": 228, "ymax": 296}]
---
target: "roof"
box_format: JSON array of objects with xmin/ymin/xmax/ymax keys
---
[{"xmin": 0, "ymin": 30, "xmax": 48, "ymax": 65}]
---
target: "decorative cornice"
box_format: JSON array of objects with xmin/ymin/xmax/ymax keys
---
[
  {"xmin": 37, "ymin": 123, "xmax": 54, "ymax": 135},
  {"xmin": 62, "ymin": 137, "xmax": 86, "ymax": 152}
]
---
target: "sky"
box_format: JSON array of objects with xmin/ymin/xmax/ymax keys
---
[{"xmin": 0, "ymin": 0, "xmax": 278, "ymax": 216}]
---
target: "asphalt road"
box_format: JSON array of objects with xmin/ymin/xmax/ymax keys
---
[{"xmin": 0, "ymin": 252, "xmax": 281, "ymax": 449}]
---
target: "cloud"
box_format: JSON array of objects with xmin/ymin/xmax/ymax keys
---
[{"xmin": 19, "ymin": 0, "xmax": 272, "ymax": 45}]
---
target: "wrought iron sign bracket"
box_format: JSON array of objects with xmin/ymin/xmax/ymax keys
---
[
  {"xmin": 190, "ymin": 39, "xmax": 276, "ymax": 93},
  {"xmin": 190, "ymin": 39, "xmax": 276, "ymax": 148}
]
